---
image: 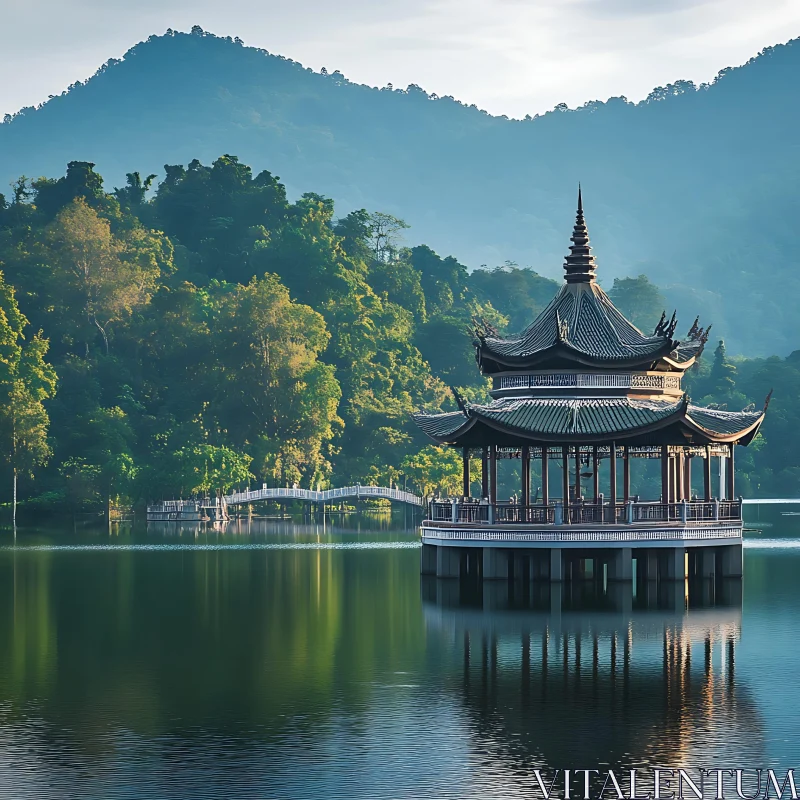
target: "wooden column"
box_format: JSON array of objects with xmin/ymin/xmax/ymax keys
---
[
  {"xmin": 661, "ymin": 445, "xmax": 670, "ymax": 504},
  {"xmin": 462, "ymin": 447, "xmax": 471, "ymax": 498},
  {"xmin": 481, "ymin": 447, "xmax": 489, "ymax": 499},
  {"xmin": 561, "ymin": 446, "xmax": 570, "ymax": 521},
  {"xmin": 704, "ymin": 445, "xmax": 712, "ymax": 501},
  {"xmin": 521, "ymin": 444, "xmax": 530, "ymax": 506},
  {"xmin": 592, "ymin": 445, "xmax": 599, "ymax": 503},
  {"xmin": 489, "ymin": 445, "xmax": 497, "ymax": 505},
  {"xmin": 542, "ymin": 447, "xmax": 549, "ymax": 507},
  {"xmin": 727, "ymin": 444, "xmax": 735, "ymax": 500},
  {"xmin": 671, "ymin": 456, "xmax": 678, "ymax": 503},
  {"xmin": 609, "ymin": 442, "xmax": 617, "ymax": 511},
  {"xmin": 685, "ymin": 453, "xmax": 692, "ymax": 501},
  {"xmin": 623, "ymin": 445, "xmax": 630, "ymax": 503},
  {"xmin": 574, "ymin": 446, "xmax": 581, "ymax": 501}
]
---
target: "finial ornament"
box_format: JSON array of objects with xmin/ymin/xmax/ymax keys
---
[
  {"xmin": 563, "ymin": 185, "xmax": 597, "ymax": 283},
  {"xmin": 451, "ymin": 386, "xmax": 468, "ymax": 413}
]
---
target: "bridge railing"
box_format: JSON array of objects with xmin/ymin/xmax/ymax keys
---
[{"xmin": 222, "ymin": 485, "xmax": 423, "ymax": 507}]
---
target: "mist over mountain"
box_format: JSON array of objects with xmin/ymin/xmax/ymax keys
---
[{"xmin": 1, "ymin": 28, "xmax": 799, "ymax": 356}]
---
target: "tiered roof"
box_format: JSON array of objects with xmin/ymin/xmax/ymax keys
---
[
  {"xmin": 414, "ymin": 189, "xmax": 766, "ymax": 448},
  {"xmin": 414, "ymin": 396, "xmax": 764, "ymax": 446},
  {"xmin": 475, "ymin": 189, "xmax": 708, "ymax": 374}
]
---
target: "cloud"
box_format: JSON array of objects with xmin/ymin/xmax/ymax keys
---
[{"xmin": 1, "ymin": 0, "xmax": 799, "ymax": 119}]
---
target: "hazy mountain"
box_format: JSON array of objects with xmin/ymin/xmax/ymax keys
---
[{"xmin": 1, "ymin": 28, "xmax": 799, "ymax": 355}]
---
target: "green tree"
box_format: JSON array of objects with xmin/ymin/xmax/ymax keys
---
[
  {"xmin": 710, "ymin": 339, "xmax": 737, "ymax": 395},
  {"xmin": 0, "ymin": 274, "xmax": 57, "ymax": 523},
  {"xmin": 44, "ymin": 198, "xmax": 165, "ymax": 355},
  {"xmin": 607, "ymin": 274, "xmax": 666, "ymax": 332}
]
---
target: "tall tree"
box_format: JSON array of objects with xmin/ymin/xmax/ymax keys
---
[
  {"xmin": 44, "ymin": 198, "xmax": 163, "ymax": 355},
  {"xmin": 0, "ymin": 273, "xmax": 57, "ymax": 523}
]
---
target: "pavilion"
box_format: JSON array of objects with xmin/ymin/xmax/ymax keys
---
[{"xmin": 413, "ymin": 189, "xmax": 767, "ymax": 583}]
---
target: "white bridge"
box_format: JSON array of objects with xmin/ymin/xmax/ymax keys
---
[{"xmin": 224, "ymin": 485, "xmax": 424, "ymax": 507}]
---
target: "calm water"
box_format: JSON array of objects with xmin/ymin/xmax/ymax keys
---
[{"xmin": 0, "ymin": 510, "xmax": 797, "ymax": 799}]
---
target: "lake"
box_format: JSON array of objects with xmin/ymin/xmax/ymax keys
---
[{"xmin": 0, "ymin": 509, "xmax": 797, "ymax": 799}]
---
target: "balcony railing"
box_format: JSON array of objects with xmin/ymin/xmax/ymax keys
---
[{"xmin": 427, "ymin": 498, "xmax": 742, "ymax": 526}]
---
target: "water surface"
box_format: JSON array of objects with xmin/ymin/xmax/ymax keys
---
[{"xmin": 0, "ymin": 509, "xmax": 796, "ymax": 799}]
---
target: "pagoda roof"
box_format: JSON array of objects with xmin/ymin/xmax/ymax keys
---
[
  {"xmin": 413, "ymin": 396, "xmax": 765, "ymax": 446},
  {"xmin": 475, "ymin": 189, "xmax": 710, "ymax": 373}
]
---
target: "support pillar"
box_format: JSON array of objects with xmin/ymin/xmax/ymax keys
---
[
  {"xmin": 666, "ymin": 547, "xmax": 686, "ymax": 581},
  {"xmin": 685, "ymin": 453, "xmax": 692, "ymax": 500},
  {"xmin": 592, "ymin": 445, "xmax": 599, "ymax": 503},
  {"xmin": 623, "ymin": 445, "xmax": 630, "ymax": 503},
  {"xmin": 542, "ymin": 447, "xmax": 549, "ymax": 507},
  {"xmin": 436, "ymin": 545, "xmax": 461, "ymax": 578},
  {"xmin": 489, "ymin": 445, "xmax": 497, "ymax": 505},
  {"xmin": 483, "ymin": 547, "xmax": 509, "ymax": 580},
  {"xmin": 521, "ymin": 444, "xmax": 530, "ymax": 507},
  {"xmin": 609, "ymin": 441, "xmax": 617, "ymax": 521},
  {"xmin": 462, "ymin": 447, "xmax": 470, "ymax": 498},
  {"xmin": 481, "ymin": 447, "xmax": 489, "ymax": 498},
  {"xmin": 549, "ymin": 548, "xmax": 563, "ymax": 582},
  {"xmin": 727, "ymin": 444, "xmax": 735, "ymax": 502},
  {"xmin": 661, "ymin": 444, "xmax": 670, "ymax": 504},
  {"xmin": 609, "ymin": 547, "xmax": 633, "ymax": 581},
  {"xmin": 721, "ymin": 543, "xmax": 743, "ymax": 578},
  {"xmin": 700, "ymin": 546, "xmax": 716, "ymax": 578},
  {"xmin": 704, "ymin": 445, "xmax": 712, "ymax": 501},
  {"xmin": 561, "ymin": 445, "xmax": 570, "ymax": 521},
  {"xmin": 574, "ymin": 446, "xmax": 581, "ymax": 501},
  {"xmin": 421, "ymin": 543, "xmax": 437, "ymax": 575}
]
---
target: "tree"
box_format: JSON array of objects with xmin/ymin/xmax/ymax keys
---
[
  {"xmin": 710, "ymin": 339, "xmax": 738, "ymax": 396},
  {"xmin": 0, "ymin": 273, "xmax": 57, "ymax": 523},
  {"xmin": 44, "ymin": 198, "xmax": 163, "ymax": 355},
  {"xmin": 607, "ymin": 275, "xmax": 666, "ymax": 333},
  {"xmin": 211, "ymin": 275, "xmax": 342, "ymax": 486},
  {"xmin": 400, "ymin": 445, "xmax": 481, "ymax": 499}
]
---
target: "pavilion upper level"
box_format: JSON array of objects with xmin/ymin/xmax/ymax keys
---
[{"xmin": 414, "ymin": 188, "xmax": 767, "ymax": 449}]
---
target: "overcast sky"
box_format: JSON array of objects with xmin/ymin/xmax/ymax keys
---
[{"xmin": 2, "ymin": 0, "xmax": 800, "ymax": 119}]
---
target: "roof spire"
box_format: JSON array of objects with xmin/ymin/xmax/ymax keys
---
[{"xmin": 563, "ymin": 184, "xmax": 597, "ymax": 284}]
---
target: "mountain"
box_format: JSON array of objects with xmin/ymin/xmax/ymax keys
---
[{"xmin": 1, "ymin": 28, "xmax": 800, "ymax": 356}]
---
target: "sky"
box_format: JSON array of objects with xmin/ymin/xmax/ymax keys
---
[{"xmin": 2, "ymin": 0, "xmax": 800, "ymax": 119}]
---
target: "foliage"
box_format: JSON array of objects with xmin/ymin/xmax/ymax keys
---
[
  {"xmin": 1, "ymin": 150, "xmax": 799, "ymax": 512},
  {"xmin": 0, "ymin": 273, "xmax": 57, "ymax": 518},
  {"xmin": 607, "ymin": 275, "xmax": 666, "ymax": 333}
]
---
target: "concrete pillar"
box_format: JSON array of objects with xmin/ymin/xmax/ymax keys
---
[
  {"xmin": 646, "ymin": 551, "xmax": 659, "ymax": 582},
  {"xmin": 549, "ymin": 548, "xmax": 563, "ymax": 582},
  {"xmin": 609, "ymin": 547, "xmax": 633, "ymax": 581},
  {"xmin": 700, "ymin": 547, "xmax": 716, "ymax": 578},
  {"xmin": 666, "ymin": 547, "xmax": 686, "ymax": 581},
  {"xmin": 721, "ymin": 543, "xmax": 743, "ymax": 578},
  {"xmin": 420, "ymin": 543, "xmax": 437, "ymax": 575},
  {"xmin": 483, "ymin": 547, "xmax": 509, "ymax": 580},
  {"xmin": 436, "ymin": 545, "xmax": 461, "ymax": 578}
]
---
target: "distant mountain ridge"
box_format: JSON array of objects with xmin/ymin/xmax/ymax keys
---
[{"xmin": 1, "ymin": 28, "xmax": 799, "ymax": 356}]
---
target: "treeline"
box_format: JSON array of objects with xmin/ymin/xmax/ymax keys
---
[
  {"xmin": 0, "ymin": 157, "xmax": 560, "ymax": 515},
  {"xmin": 0, "ymin": 157, "xmax": 798, "ymax": 518}
]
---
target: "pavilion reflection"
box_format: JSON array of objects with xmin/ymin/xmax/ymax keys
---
[{"xmin": 422, "ymin": 576, "xmax": 763, "ymax": 772}]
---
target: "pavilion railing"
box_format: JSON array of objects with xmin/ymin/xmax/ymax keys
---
[{"xmin": 427, "ymin": 498, "xmax": 743, "ymax": 525}]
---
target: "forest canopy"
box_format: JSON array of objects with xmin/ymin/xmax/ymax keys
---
[{"xmin": 0, "ymin": 157, "xmax": 796, "ymax": 516}]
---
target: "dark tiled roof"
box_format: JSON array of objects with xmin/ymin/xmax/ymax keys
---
[
  {"xmin": 413, "ymin": 397, "xmax": 764, "ymax": 443},
  {"xmin": 686, "ymin": 406, "xmax": 764, "ymax": 436},
  {"xmin": 479, "ymin": 283, "xmax": 675, "ymax": 366},
  {"xmin": 473, "ymin": 397, "xmax": 681, "ymax": 436},
  {"xmin": 413, "ymin": 410, "xmax": 471, "ymax": 440}
]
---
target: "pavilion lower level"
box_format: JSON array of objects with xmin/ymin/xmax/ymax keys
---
[{"xmin": 421, "ymin": 443, "xmax": 744, "ymax": 583}]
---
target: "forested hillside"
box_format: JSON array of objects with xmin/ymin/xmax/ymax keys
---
[
  {"xmin": 0, "ymin": 156, "xmax": 798, "ymax": 516},
  {"xmin": 1, "ymin": 28, "xmax": 800, "ymax": 355}
]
